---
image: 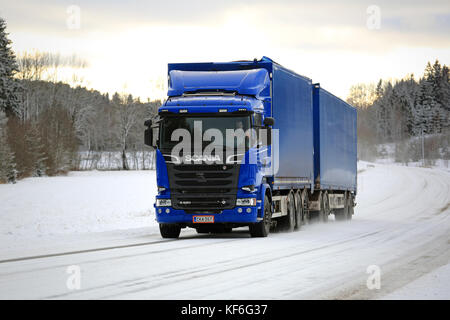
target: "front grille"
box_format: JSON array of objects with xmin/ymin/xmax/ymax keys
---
[{"xmin": 166, "ymin": 163, "xmax": 239, "ymax": 211}]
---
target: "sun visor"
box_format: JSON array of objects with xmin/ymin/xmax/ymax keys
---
[{"xmin": 167, "ymin": 69, "xmax": 270, "ymax": 99}]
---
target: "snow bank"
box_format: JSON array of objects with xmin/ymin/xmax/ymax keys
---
[{"xmin": 0, "ymin": 170, "xmax": 158, "ymax": 243}]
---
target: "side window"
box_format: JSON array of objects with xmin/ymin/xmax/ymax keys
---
[
  {"xmin": 253, "ymin": 113, "xmax": 262, "ymax": 127},
  {"xmin": 253, "ymin": 113, "xmax": 263, "ymax": 146}
]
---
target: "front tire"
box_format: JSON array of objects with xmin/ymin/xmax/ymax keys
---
[
  {"xmin": 159, "ymin": 223, "xmax": 181, "ymax": 238},
  {"xmin": 250, "ymin": 195, "xmax": 271, "ymax": 237}
]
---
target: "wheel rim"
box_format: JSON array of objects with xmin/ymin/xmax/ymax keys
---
[
  {"xmin": 288, "ymin": 193, "xmax": 295, "ymax": 228},
  {"xmin": 348, "ymin": 195, "xmax": 353, "ymax": 219},
  {"xmin": 322, "ymin": 193, "xmax": 329, "ymax": 222},
  {"xmin": 295, "ymin": 192, "xmax": 302, "ymax": 229}
]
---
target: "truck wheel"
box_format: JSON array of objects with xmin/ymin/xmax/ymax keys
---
[
  {"xmin": 347, "ymin": 195, "xmax": 354, "ymax": 220},
  {"xmin": 318, "ymin": 193, "xmax": 329, "ymax": 223},
  {"xmin": 294, "ymin": 191, "xmax": 303, "ymax": 230},
  {"xmin": 250, "ymin": 195, "xmax": 271, "ymax": 237},
  {"xmin": 323, "ymin": 193, "xmax": 330, "ymax": 223},
  {"xmin": 284, "ymin": 192, "xmax": 296, "ymax": 232},
  {"xmin": 303, "ymin": 192, "xmax": 310, "ymax": 225},
  {"xmin": 334, "ymin": 193, "xmax": 348, "ymax": 221},
  {"xmin": 159, "ymin": 223, "xmax": 181, "ymax": 238}
]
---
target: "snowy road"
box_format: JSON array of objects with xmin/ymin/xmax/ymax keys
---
[{"xmin": 0, "ymin": 163, "xmax": 449, "ymax": 299}]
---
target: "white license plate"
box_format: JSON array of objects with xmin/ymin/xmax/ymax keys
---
[{"xmin": 193, "ymin": 215, "xmax": 214, "ymax": 223}]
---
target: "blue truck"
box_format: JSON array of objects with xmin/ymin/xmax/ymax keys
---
[{"xmin": 144, "ymin": 57, "xmax": 357, "ymax": 238}]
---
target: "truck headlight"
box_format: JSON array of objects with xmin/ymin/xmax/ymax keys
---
[
  {"xmin": 241, "ymin": 185, "xmax": 255, "ymax": 192},
  {"xmin": 236, "ymin": 198, "xmax": 256, "ymax": 206},
  {"xmin": 156, "ymin": 199, "xmax": 171, "ymax": 207}
]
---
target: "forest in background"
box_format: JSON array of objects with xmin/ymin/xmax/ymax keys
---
[
  {"xmin": 1, "ymin": 16, "xmax": 449, "ymax": 183},
  {"xmin": 347, "ymin": 60, "xmax": 449, "ymax": 165},
  {"xmin": 0, "ymin": 17, "xmax": 160, "ymax": 183}
]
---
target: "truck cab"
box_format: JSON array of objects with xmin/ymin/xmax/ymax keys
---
[{"xmin": 146, "ymin": 59, "xmax": 276, "ymax": 238}]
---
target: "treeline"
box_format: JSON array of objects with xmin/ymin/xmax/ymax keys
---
[
  {"xmin": 348, "ymin": 60, "xmax": 450, "ymax": 165},
  {"xmin": 0, "ymin": 17, "xmax": 159, "ymax": 183}
]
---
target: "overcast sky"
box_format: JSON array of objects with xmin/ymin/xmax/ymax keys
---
[{"xmin": 1, "ymin": 0, "xmax": 449, "ymax": 101}]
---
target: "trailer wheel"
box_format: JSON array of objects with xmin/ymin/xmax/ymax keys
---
[
  {"xmin": 303, "ymin": 191, "xmax": 310, "ymax": 224},
  {"xmin": 250, "ymin": 195, "xmax": 271, "ymax": 237},
  {"xmin": 318, "ymin": 192, "xmax": 329, "ymax": 223},
  {"xmin": 334, "ymin": 192, "xmax": 348, "ymax": 221},
  {"xmin": 294, "ymin": 191, "xmax": 303, "ymax": 230},
  {"xmin": 159, "ymin": 223, "xmax": 181, "ymax": 238},
  {"xmin": 347, "ymin": 194, "xmax": 354, "ymax": 220}
]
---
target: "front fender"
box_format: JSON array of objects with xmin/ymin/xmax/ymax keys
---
[{"xmin": 258, "ymin": 183, "xmax": 272, "ymax": 218}]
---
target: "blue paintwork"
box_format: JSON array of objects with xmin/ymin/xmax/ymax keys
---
[
  {"xmin": 271, "ymin": 64, "xmax": 314, "ymax": 190},
  {"xmin": 155, "ymin": 149, "xmax": 170, "ymax": 191},
  {"xmin": 155, "ymin": 206, "xmax": 259, "ymax": 224},
  {"xmin": 313, "ymin": 84, "xmax": 357, "ymax": 192},
  {"xmin": 162, "ymin": 95, "xmax": 264, "ymax": 113},
  {"xmin": 168, "ymin": 69, "xmax": 270, "ymax": 99},
  {"xmin": 257, "ymin": 183, "xmax": 272, "ymax": 217}
]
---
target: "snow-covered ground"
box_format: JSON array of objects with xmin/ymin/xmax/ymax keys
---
[
  {"xmin": 0, "ymin": 162, "xmax": 449, "ymax": 299},
  {"xmin": 0, "ymin": 171, "xmax": 157, "ymax": 239}
]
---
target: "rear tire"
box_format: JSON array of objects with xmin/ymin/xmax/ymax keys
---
[
  {"xmin": 294, "ymin": 191, "xmax": 303, "ymax": 230},
  {"xmin": 250, "ymin": 195, "xmax": 271, "ymax": 237},
  {"xmin": 335, "ymin": 192, "xmax": 348, "ymax": 221},
  {"xmin": 159, "ymin": 224, "xmax": 181, "ymax": 238},
  {"xmin": 347, "ymin": 194, "xmax": 354, "ymax": 220},
  {"xmin": 318, "ymin": 192, "xmax": 329, "ymax": 223},
  {"xmin": 282, "ymin": 192, "xmax": 296, "ymax": 232}
]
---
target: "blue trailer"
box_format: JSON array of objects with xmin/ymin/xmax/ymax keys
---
[{"xmin": 144, "ymin": 57, "xmax": 357, "ymax": 238}]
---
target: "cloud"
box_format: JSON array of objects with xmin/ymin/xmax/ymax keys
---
[{"xmin": 1, "ymin": 0, "xmax": 449, "ymax": 100}]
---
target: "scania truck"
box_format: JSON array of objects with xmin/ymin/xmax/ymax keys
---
[{"xmin": 144, "ymin": 57, "xmax": 357, "ymax": 238}]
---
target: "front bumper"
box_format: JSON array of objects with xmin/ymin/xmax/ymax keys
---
[{"xmin": 155, "ymin": 205, "xmax": 260, "ymax": 224}]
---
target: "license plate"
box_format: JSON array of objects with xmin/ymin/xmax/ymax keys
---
[{"xmin": 193, "ymin": 215, "xmax": 214, "ymax": 223}]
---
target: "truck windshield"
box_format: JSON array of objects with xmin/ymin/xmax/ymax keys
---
[{"xmin": 159, "ymin": 115, "xmax": 251, "ymax": 151}]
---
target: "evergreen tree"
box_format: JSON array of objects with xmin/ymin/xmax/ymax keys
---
[
  {"xmin": 25, "ymin": 123, "xmax": 47, "ymax": 176},
  {"xmin": 0, "ymin": 17, "xmax": 21, "ymax": 115},
  {"xmin": 0, "ymin": 109, "xmax": 16, "ymax": 183},
  {"xmin": 414, "ymin": 62, "xmax": 442, "ymax": 134}
]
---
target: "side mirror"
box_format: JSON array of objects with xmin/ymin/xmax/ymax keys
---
[
  {"xmin": 263, "ymin": 117, "xmax": 275, "ymax": 126},
  {"xmin": 261, "ymin": 117, "xmax": 274, "ymax": 145},
  {"xmin": 144, "ymin": 128, "xmax": 153, "ymax": 147},
  {"xmin": 144, "ymin": 119, "xmax": 154, "ymax": 147}
]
